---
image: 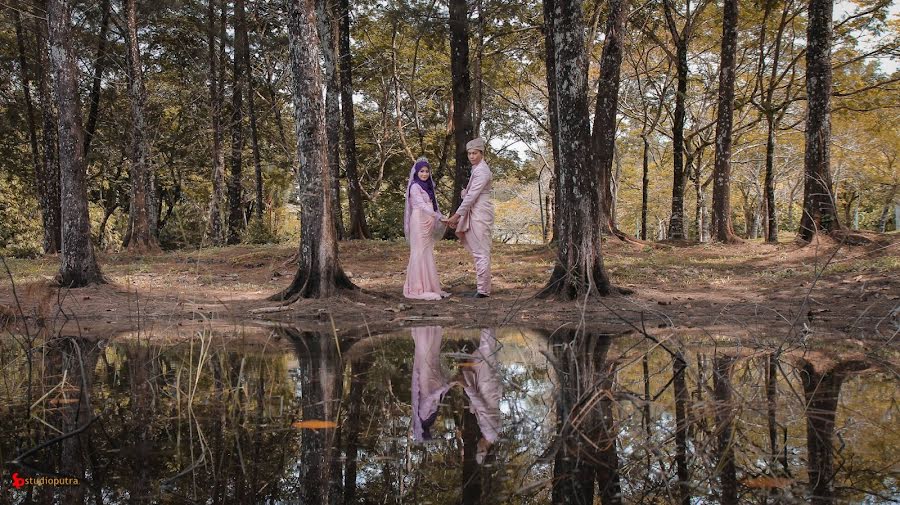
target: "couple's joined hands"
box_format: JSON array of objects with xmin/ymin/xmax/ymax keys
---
[{"xmin": 441, "ymin": 214, "xmax": 461, "ymax": 229}]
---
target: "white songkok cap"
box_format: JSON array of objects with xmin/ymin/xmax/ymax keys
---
[{"xmin": 465, "ymin": 137, "xmax": 485, "ymax": 152}]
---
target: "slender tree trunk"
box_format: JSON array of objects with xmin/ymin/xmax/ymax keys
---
[
  {"xmin": 591, "ymin": 0, "xmax": 628, "ymax": 237},
  {"xmin": 448, "ymin": 0, "xmax": 475, "ymax": 221},
  {"xmin": 543, "ymin": 0, "xmax": 560, "ymax": 243},
  {"xmin": 273, "ymin": 0, "xmax": 354, "ymax": 301},
  {"xmin": 877, "ymin": 184, "xmax": 897, "ymax": 232},
  {"xmin": 798, "ymin": 0, "xmax": 840, "ymax": 241},
  {"xmin": 539, "ymin": 0, "xmax": 612, "ymax": 299},
  {"xmin": 338, "ymin": 0, "xmax": 370, "ymax": 239},
  {"xmin": 641, "ymin": 136, "xmax": 650, "ymax": 240},
  {"xmin": 764, "ymin": 113, "xmax": 778, "ymax": 242},
  {"xmin": 668, "ymin": 38, "xmax": 688, "ymax": 240},
  {"xmin": 35, "ymin": 14, "xmax": 61, "ymax": 253},
  {"xmin": 227, "ymin": 0, "xmax": 247, "ymax": 244},
  {"xmin": 711, "ymin": 0, "xmax": 739, "ymax": 243},
  {"xmin": 83, "ymin": 0, "xmax": 111, "ymax": 159},
  {"xmin": 243, "ymin": 7, "xmax": 264, "ymax": 222},
  {"xmin": 207, "ymin": 0, "xmax": 227, "ymax": 245},
  {"xmin": 14, "ymin": 5, "xmax": 40, "ymax": 185},
  {"xmin": 48, "ymin": 0, "xmax": 104, "ymax": 286},
  {"xmin": 317, "ymin": 0, "xmax": 345, "ymax": 240},
  {"xmin": 123, "ymin": 0, "xmax": 159, "ymax": 251}
]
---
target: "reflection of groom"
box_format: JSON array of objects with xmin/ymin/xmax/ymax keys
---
[{"xmin": 445, "ymin": 138, "xmax": 494, "ymax": 298}]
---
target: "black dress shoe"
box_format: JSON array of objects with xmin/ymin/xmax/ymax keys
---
[{"xmin": 465, "ymin": 292, "xmax": 489, "ymax": 298}]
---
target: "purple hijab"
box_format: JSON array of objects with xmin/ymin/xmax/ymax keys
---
[{"xmin": 404, "ymin": 158, "xmax": 443, "ymax": 240}]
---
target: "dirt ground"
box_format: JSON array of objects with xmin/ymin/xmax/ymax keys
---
[{"xmin": 1, "ymin": 234, "xmax": 898, "ymax": 347}]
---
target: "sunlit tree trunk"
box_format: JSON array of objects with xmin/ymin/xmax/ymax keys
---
[
  {"xmin": 317, "ymin": 0, "xmax": 345, "ymax": 239},
  {"xmin": 539, "ymin": 0, "xmax": 612, "ymax": 299},
  {"xmin": 711, "ymin": 0, "xmax": 739, "ymax": 243},
  {"xmin": 124, "ymin": 0, "xmax": 159, "ymax": 251},
  {"xmin": 273, "ymin": 0, "xmax": 355, "ymax": 301},
  {"xmin": 48, "ymin": 0, "xmax": 104, "ymax": 286},
  {"xmin": 798, "ymin": 0, "xmax": 840, "ymax": 241}
]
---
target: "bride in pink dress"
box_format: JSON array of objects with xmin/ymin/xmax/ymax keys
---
[{"xmin": 403, "ymin": 158, "xmax": 450, "ymax": 300}]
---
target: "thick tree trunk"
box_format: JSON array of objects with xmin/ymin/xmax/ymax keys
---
[
  {"xmin": 48, "ymin": 0, "xmax": 104, "ymax": 286},
  {"xmin": 591, "ymin": 0, "xmax": 628, "ymax": 238},
  {"xmin": 668, "ymin": 39, "xmax": 688, "ymax": 240},
  {"xmin": 207, "ymin": 0, "xmax": 227, "ymax": 245},
  {"xmin": 539, "ymin": 0, "xmax": 612, "ymax": 299},
  {"xmin": 83, "ymin": 0, "xmax": 111, "ymax": 159},
  {"xmin": 338, "ymin": 0, "xmax": 370, "ymax": 239},
  {"xmin": 317, "ymin": 0, "xmax": 345, "ymax": 240},
  {"xmin": 448, "ymin": 0, "xmax": 475, "ymax": 220},
  {"xmin": 764, "ymin": 114, "xmax": 779, "ymax": 242},
  {"xmin": 711, "ymin": 0, "xmax": 739, "ymax": 243},
  {"xmin": 273, "ymin": 0, "xmax": 354, "ymax": 301},
  {"xmin": 227, "ymin": 0, "xmax": 247, "ymax": 244},
  {"xmin": 798, "ymin": 0, "xmax": 840, "ymax": 241},
  {"xmin": 123, "ymin": 0, "xmax": 159, "ymax": 251}
]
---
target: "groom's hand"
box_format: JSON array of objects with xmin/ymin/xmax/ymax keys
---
[{"xmin": 447, "ymin": 214, "xmax": 461, "ymax": 228}]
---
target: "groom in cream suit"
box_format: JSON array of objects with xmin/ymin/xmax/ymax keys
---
[{"xmin": 446, "ymin": 138, "xmax": 494, "ymax": 298}]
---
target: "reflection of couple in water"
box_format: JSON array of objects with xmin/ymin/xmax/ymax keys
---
[{"xmin": 410, "ymin": 327, "xmax": 501, "ymax": 464}]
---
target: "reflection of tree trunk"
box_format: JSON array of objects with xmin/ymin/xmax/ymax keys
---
[
  {"xmin": 461, "ymin": 402, "xmax": 482, "ymax": 505},
  {"xmin": 550, "ymin": 331, "xmax": 621, "ymax": 505},
  {"xmin": 289, "ymin": 330, "xmax": 342, "ymax": 504},
  {"xmin": 801, "ymin": 362, "xmax": 851, "ymax": 505},
  {"xmin": 674, "ymin": 352, "xmax": 690, "ymax": 505},
  {"xmin": 45, "ymin": 337, "xmax": 103, "ymax": 503},
  {"xmin": 126, "ymin": 343, "xmax": 154, "ymax": 502},
  {"xmin": 713, "ymin": 356, "xmax": 737, "ymax": 505},
  {"xmin": 344, "ymin": 355, "xmax": 373, "ymax": 504},
  {"xmin": 766, "ymin": 354, "xmax": 790, "ymax": 476}
]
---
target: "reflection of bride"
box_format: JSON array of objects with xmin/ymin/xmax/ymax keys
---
[{"xmin": 411, "ymin": 327, "xmax": 501, "ymax": 462}]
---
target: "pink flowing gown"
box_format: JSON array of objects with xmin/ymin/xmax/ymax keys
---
[{"xmin": 404, "ymin": 184, "xmax": 446, "ymax": 300}]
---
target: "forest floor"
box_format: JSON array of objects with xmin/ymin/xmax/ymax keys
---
[{"xmin": 1, "ymin": 233, "xmax": 898, "ymax": 349}]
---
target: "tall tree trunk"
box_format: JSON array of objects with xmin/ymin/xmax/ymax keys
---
[
  {"xmin": 448, "ymin": 0, "xmax": 475, "ymax": 223},
  {"xmin": 273, "ymin": 0, "xmax": 355, "ymax": 301},
  {"xmin": 242, "ymin": 7, "xmax": 264, "ymax": 222},
  {"xmin": 123, "ymin": 0, "xmax": 159, "ymax": 251},
  {"xmin": 317, "ymin": 0, "xmax": 345, "ymax": 240},
  {"xmin": 591, "ymin": 0, "xmax": 628, "ymax": 238},
  {"xmin": 539, "ymin": 0, "xmax": 612, "ymax": 299},
  {"xmin": 35, "ymin": 12, "xmax": 61, "ymax": 253},
  {"xmin": 14, "ymin": 4, "xmax": 40, "ymax": 183},
  {"xmin": 83, "ymin": 0, "xmax": 111, "ymax": 159},
  {"xmin": 227, "ymin": 0, "xmax": 247, "ymax": 244},
  {"xmin": 338, "ymin": 0, "xmax": 370, "ymax": 239},
  {"xmin": 668, "ymin": 38, "xmax": 688, "ymax": 240},
  {"xmin": 48, "ymin": 0, "xmax": 104, "ymax": 286},
  {"xmin": 798, "ymin": 0, "xmax": 840, "ymax": 241},
  {"xmin": 641, "ymin": 135, "xmax": 650, "ymax": 240},
  {"xmin": 543, "ymin": 0, "xmax": 561, "ymax": 243},
  {"xmin": 764, "ymin": 113, "xmax": 778, "ymax": 242},
  {"xmin": 801, "ymin": 364, "xmax": 842, "ymax": 505},
  {"xmin": 207, "ymin": 0, "xmax": 227, "ymax": 245},
  {"xmin": 877, "ymin": 184, "xmax": 897, "ymax": 232},
  {"xmin": 711, "ymin": 0, "xmax": 739, "ymax": 243}
]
